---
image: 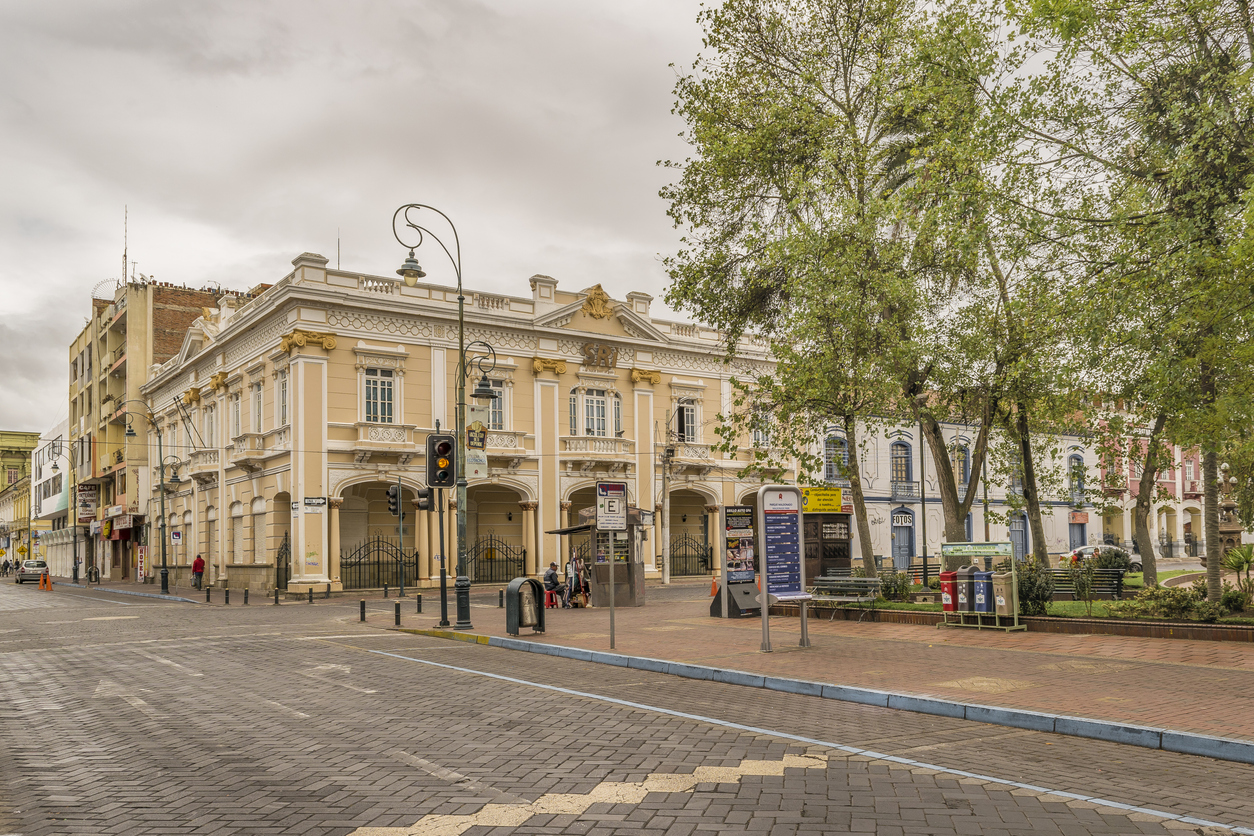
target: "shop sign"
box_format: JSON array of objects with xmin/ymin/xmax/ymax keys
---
[
  {"xmin": 77, "ymin": 484, "xmax": 98, "ymax": 523},
  {"xmin": 940, "ymin": 541, "xmax": 1014, "ymax": 559},
  {"xmin": 465, "ymin": 405, "xmax": 488, "ymax": 481},
  {"xmin": 115, "ymin": 515, "xmax": 133, "ymax": 530},
  {"xmin": 101, "ymin": 520, "xmax": 112, "ymax": 538},
  {"xmin": 1069, "ymin": 511, "xmax": 1089, "ymax": 524},
  {"xmin": 89, "ymin": 520, "xmax": 102, "ymax": 535},
  {"xmin": 106, "ymin": 504, "xmax": 125, "ymax": 518},
  {"xmin": 138, "ymin": 546, "xmax": 146, "ymax": 578},
  {"xmin": 892, "ymin": 513, "xmax": 913, "ymax": 527},
  {"xmin": 581, "ymin": 341, "xmax": 619, "ymax": 368},
  {"xmin": 723, "ymin": 505, "xmax": 756, "ymax": 583},
  {"xmin": 801, "ymin": 486, "xmax": 843, "ymax": 513}
]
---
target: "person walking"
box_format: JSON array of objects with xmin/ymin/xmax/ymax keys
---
[{"xmin": 192, "ymin": 554, "xmax": 205, "ymax": 590}]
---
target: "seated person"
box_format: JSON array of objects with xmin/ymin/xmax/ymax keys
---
[{"xmin": 543, "ymin": 562, "xmax": 570, "ymax": 607}]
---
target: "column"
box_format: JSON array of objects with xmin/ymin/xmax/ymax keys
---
[
  {"xmin": 705, "ymin": 504, "xmax": 720, "ymax": 574},
  {"xmin": 416, "ymin": 500, "xmax": 431, "ymax": 582},
  {"xmin": 560, "ymin": 501, "xmax": 572, "ymax": 571},
  {"xmin": 328, "ymin": 498, "xmax": 343, "ymax": 586},
  {"xmin": 521, "ymin": 501, "xmax": 538, "ymax": 576}
]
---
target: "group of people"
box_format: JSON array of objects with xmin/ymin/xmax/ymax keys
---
[
  {"xmin": 0, "ymin": 558, "xmax": 12, "ymax": 577},
  {"xmin": 543, "ymin": 556, "xmax": 591, "ymax": 608}
]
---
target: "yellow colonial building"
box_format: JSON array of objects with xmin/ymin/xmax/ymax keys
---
[{"xmin": 138, "ymin": 252, "xmax": 785, "ymax": 593}]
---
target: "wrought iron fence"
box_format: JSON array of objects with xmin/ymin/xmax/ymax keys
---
[
  {"xmin": 669, "ymin": 533, "xmax": 711, "ymax": 576},
  {"xmin": 340, "ymin": 535, "xmax": 417, "ymax": 590},
  {"xmin": 466, "ymin": 534, "xmax": 525, "ymax": 584}
]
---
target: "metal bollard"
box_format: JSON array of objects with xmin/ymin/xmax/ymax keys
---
[
  {"xmin": 394, "ymin": 601, "xmax": 401, "ymax": 626},
  {"xmin": 499, "ymin": 589, "xmax": 504, "ymax": 608},
  {"xmin": 325, "ymin": 583, "xmax": 331, "ymax": 599},
  {"xmin": 308, "ymin": 588, "xmax": 313, "ymax": 604},
  {"xmin": 416, "ymin": 593, "xmax": 422, "ymax": 614},
  {"xmin": 225, "ymin": 589, "xmax": 230, "ymax": 605},
  {"xmin": 360, "ymin": 600, "xmax": 366, "ymax": 622},
  {"xmin": 274, "ymin": 588, "xmax": 279, "ymax": 605},
  {"xmin": 205, "ymin": 587, "xmax": 211, "ymax": 603},
  {"xmin": 244, "ymin": 589, "xmax": 249, "ymax": 605},
  {"xmin": 384, "ymin": 585, "xmax": 389, "ymax": 598}
]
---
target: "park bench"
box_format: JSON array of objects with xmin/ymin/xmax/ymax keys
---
[
  {"xmin": 1048, "ymin": 568, "xmax": 1126, "ymax": 600},
  {"xmin": 809, "ymin": 575, "xmax": 882, "ymax": 603}
]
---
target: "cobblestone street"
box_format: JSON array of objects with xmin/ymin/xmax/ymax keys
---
[{"xmin": 1, "ymin": 581, "xmax": 1251, "ymax": 835}]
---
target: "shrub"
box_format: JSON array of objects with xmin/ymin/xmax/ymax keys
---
[
  {"xmin": 877, "ymin": 570, "xmax": 913, "ymax": 602},
  {"xmin": 1093, "ymin": 547, "xmax": 1133, "ymax": 572},
  {"xmin": 1220, "ymin": 583, "xmax": 1250, "ymax": 613},
  {"xmin": 1134, "ymin": 585, "xmax": 1199, "ymax": 619},
  {"xmin": 1190, "ymin": 577, "xmax": 1209, "ymax": 600},
  {"xmin": 1195, "ymin": 601, "xmax": 1227, "ymax": 623},
  {"xmin": 1016, "ymin": 558, "xmax": 1055, "ymax": 616},
  {"xmin": 928, "ymin": 576, "xmax": 941, "ymax": 590},
  {"xmin": 1067, "ymin": 557, "xmax": 1100, "ymax": 617}
]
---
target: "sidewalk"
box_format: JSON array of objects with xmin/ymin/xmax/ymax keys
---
[{"xmin": 375, "ymin": 579, "xmax": 1254, "ymax": 747}]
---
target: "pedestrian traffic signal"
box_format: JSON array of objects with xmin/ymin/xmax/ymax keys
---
[
  {"xmin": 386, "ymin": 484, "xmax": 400, "ymax": 516},
  {"xmin": 415, "ymin": 486, "xmax": 431, "ymax": 511},
  {"xmin": 427, "ymin": 433, "xmax": 456, "ymax": 488}
]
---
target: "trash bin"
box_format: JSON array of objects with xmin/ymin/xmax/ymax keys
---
[
  {"xmin": 992, "ymin": 572, "xmax": 1017, "ymax": 617},
  {"xmin": 973, "ymin": 570, "xmax": 993, "ymax": 613},
  {"xmin": 939, "ymin": 570, "xmax": 957, "ymax": 612},
  {"xmin": 956, "ymin": 565, "xmax": 978, "ymax": 612}
]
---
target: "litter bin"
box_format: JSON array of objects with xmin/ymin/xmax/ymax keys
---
[
  {"xmin": 973, "ymin": 570, "xmax": 993, "ymax": 613},
  {"xmin": 992, "ymin": 572, "xmax": 1018, "ymax": 617},
  {"xmin": 956, "ymin": 565, "xmax": 978, "ymax": 612},
  {"xmin": 939, "ymin": 570, "xmax": 957, "ymax": 612}
]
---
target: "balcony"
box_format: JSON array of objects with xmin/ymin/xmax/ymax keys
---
[
  {"xmin": 672, "ymin": 442, "xmax": 711, "ymax": 461},
  {"xmin": 891, "ymin": 481, "xmax": 920, "ymax": 502},
  {"xmin": 353, "ymin": 422, "xmax": 418, "ymax": 463},
  {"xmin": 563, "ymin": 436, "xmax": 636, "ymax": 456},
  {"xmin": 188, "ymin": 449, "xmax": 220, "ymax": 484},
  {"xmin": 228, "ymin": 433, "xmax": 265, "ymax": 471},
  {"xmin": 485, "ymin": 430, "xmax": 529, "ymax": 452},
  {"xmin": 1184, "ymin": 479, "xmax": 1203, "ymax": 496},
  {"xmin": 264, "ymin": 425, "xmax": 291, "ymax": 454}
]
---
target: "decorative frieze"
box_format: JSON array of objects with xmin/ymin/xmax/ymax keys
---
[
  {"xmin": 630, "ymin": 369, "xmax": 662, "ymax": 385},
  {"xmin": 279, "ymin": 329, "xmax": 337, "ymax": 353},
  {"xmin": 532, "ymin": 358, "xmax": 567, "ymax": 375}
]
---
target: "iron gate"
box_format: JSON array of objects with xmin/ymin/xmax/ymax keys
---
[
  {"xmin": 669, "ymin": 533, "xmax": 711, "ymax": 576},
  {"xmin": 340, "ymin": 536, "xmax": 416, "ymax": 590},
  {"xmin": 466, "ymin": 535, "xmax": 525, "ymax": 583},
  {"xmin": 275, "ymin": 532, "xmax": 291, "ymax": 591}
]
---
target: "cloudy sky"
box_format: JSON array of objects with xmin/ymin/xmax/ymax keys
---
[{"xmin": 0, "ymin": 0, "xmax": 705, "ymax": 431}]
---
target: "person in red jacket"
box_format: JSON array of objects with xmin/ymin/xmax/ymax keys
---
[{"xmin": 192, "ymin": 554, "xmax": 205, "ymax": 590}]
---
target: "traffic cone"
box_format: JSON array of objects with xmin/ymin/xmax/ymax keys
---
[
  {"xmin": 710, "ymin": 577, "xmax": 717, "ymax": 597},
  {"xmin": 39, "ymin": 572, "xmax": 50, "ymax": 591}
]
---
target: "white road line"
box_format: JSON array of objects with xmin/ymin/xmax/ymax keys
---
[
  {"xmin": 130, "ymin": 648, "xmax": 203, "ymax": 677},
  {"xmin": 385, "ymin": 749, "xmax": 530, "ymax": 805},
  {"xmin": 364, "ymin": 648, "xmax": 1254, "ymax": 836},
  {"xmin": 83, "ymin": 616, "xmax": 140, "ymax": 621},
  {"xmin": 247, "ymin": 693, "xmax": 310, "ymax": 719},
  {"xmin": 297, "ymin": 634, "xmax": 397, "ymax": 640}
]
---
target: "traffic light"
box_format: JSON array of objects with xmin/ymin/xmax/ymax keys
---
[
  {"xmin": 427, "ymin": 433, "xmax": 456, "ymax": 488},
  {"xmin": 386, "ymin": 484, "xmax": 400, "ymax": 516},
  {"xmin": 415, "ymin": 486, "xmax": 431, "ymax": 511}
]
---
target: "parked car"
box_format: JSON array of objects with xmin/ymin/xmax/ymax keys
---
[
  {"xmin": 1061, "ymin": 545, "xmax": 1143, "ymax": 573},
  {"xmin": 15, "ymin": 559, "xmax": 47, "ymax": 583}
]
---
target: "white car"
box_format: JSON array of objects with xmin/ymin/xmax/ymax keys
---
[
  {"xmin": 15, "ymin": 559, "xmax": 48, "ymax": 583},
  {"xmin": 1062, "ymin": 545, "xmax": 1142, "ymax": 573}
]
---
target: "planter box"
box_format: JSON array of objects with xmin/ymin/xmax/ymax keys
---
[{"xmin": 768, "ymin": 603, "xmax": 1254, "ymax": 642}]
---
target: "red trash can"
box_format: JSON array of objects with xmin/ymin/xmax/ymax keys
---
[{"xmin": 939, "ymin": 570, "xmax": 957, "ymax": 612}]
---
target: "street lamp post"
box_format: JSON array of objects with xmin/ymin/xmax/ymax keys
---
[
  {"xmin": 394, "ymin": 204, "xmax": 499, "ymax": 631},
  {"xmin": 120, "ymin": 402, "xmax": 176, "ymax": 596}
]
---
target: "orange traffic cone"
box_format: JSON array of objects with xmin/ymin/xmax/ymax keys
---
[
  {"xmin": 710, "ymin": 577, "xmax": 717, "ymax": 597},
  {"xmin": 39, "ymin": 572, "xmax": 51, "ymax": 590}
]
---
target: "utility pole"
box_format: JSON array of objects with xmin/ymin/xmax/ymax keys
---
[
  {"xmin": 918, "ymin": 419, "xmax": 927, "ymax": 582},
  {"xmin": 660, "ymin": 439, "xmax": 673, "ymax": 584}
]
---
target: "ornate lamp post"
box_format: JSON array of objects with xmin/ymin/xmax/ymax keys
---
[{"xmin": 393, "ymin": 204, "xmax": 498, "ymax": 631}]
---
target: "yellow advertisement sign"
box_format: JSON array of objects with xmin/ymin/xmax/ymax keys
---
[{"xmin": 801, "ymin": 487, "xmax": 843, "ymax": 513}]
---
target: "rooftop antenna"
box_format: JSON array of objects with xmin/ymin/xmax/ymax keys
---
[
  {"xmin": 337, "ymin": 227, "xmax": 341, "ymax": 269},
  {"xmin": 123, "ymin": 206, "xmax": 127, "ymax": 287}
]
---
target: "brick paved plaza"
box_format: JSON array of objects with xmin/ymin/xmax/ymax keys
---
[{"xmin": 2, "ymin": 579, "xmax": 1252, "ymax": 835}]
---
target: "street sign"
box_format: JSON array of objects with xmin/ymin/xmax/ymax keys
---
[
  {"xmin": 466, "ymin": 405, "xmax": 489, "ymax": 481},
  {"xmin": 16, "ymin": 545, "xmax": 27, "ymax": 556},
  {"xmin": 304, "ymin": 497, "xmax": 326, "ymax": 514},
  {"xmin": 801, "ymin": 486, "xmax": 843, "ymax": 513},
  {"xmin": 171, "ymin": 530, "xmax": 182, "ymax": 544},
  {"xmin": 755, "ymin": 485, "xmax": 812, "ymax": 652},
  {"xmin": 595, "ymin": 481, "xmax": 627, "ymax": 532}
]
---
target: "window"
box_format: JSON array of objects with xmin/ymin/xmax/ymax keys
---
[
  {"xmin": 6, "ymin": 469, "xmax": 16, "ymax": 486},
  {"xmin": 569, "ymin": 391, "xmax": 578, "ymax": 435},
  {"xmin": 676, "ymin": 398, "xmax": 697, "ymax": 442},
  {"xmin": 614, "ymin": 395, "xmax": 623, "ymax": 437},
  {"xmin": 751, "ymin": 409, "xmax": 771, "ymax": 447},
  {"xmin": 1132, "ymin": 460, "xmax": 1143, "ymax": 479},
  {"xmin": 1185, "ymin": 459, "xmax": 1196, "ymax": 481},
  {"xmin": 487, "ymin": 380, "xmax": 505, "ymax": 430},
  {"xmin": 1069, "ymin": 454, "xmax": 1085, "ymax": 494},
  {"xmin": 890, "ymin": 441, "xmax": 912, "ymax": 483},
  {"xmin": 203, "ymin": 406, "xmax": 216, "ymax": 448},
  {"xmin": 230, "ymin": 393, "xmax": 241, "ymax": 439},
  {"xmin": 824, "ymin": 436, "xmax": 848, "ymax": 482},
  {"xmin": 251, "ymin": 383, "xmax": 263, "ymax": 432},
  {"xmin": 954, "ymin": 445, "xmax": 970, "ymax": 486},
  {"xmin": 364, "ymin": 368, "xmax": 394, "ymax": 423},
  {"xmin": 276, "ymin": 369, "xmax": 289, "ymax": 426},
  {"xmin": 585, "ymin": 389, "xmax": 608, "ymax": 437}
]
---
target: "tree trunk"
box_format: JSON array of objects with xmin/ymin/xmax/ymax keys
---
[
  {"xmin": 1132, "ymin": 412, "xmax": 1167, "ymax": 588},
  {"xmin": 843, "ymin": 414, "xmax": 876, "ymax": 574},
  {"xmin": 1016, "ymin": 402, "xmax": 1050, "ymax": 564},
  {"xmin": 1203, "ymin": 450, "xmax": 1222, "ymax": 601},
  {"xmin": 917, "ymin": 395, "xmax": 995, "ymax": 544}
]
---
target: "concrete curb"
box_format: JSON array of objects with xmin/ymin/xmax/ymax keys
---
[
  {"xmin": 53, "ymin": 581, "xmax": 200, "ymax": 605},
  {"xmin": 400, "ymin": 628, "xmax": 490, "ymax": 645},
  {"xmin": 483, "ymin": 636, "xmax": 1254, "ymax": 766}
]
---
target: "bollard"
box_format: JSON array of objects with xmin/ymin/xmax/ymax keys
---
[
  {"xmin": 416, "ymin": 593, "xmax": 422, "ymax": 614},
  {"xmin": 499, "ymin": 589, "xmax": 504, "ymax": 608},
  {"xmin": 274, "ymin": 588, "xmax": 279, "ymax": 605},
  {"xmin": 384, "ymin": 585, "xmax": 388, "ymax": 598},
  {"xmin": 244, "ymin": 589, "xmax": 249, "ymax": 605},
  {"xmin": 325, "ymin": 583, "xmax": 331, "ymax": 599},
  {"xmin": 308, "ymin": 587, "xmax": 313, "ymax": 604},
  {"xmin": 225, "ymin": 589, "xmax": 230, "ymax": 605},
  {"xmin": 394, "ymin": 601, "xmax": 400, "ymax": 626},
  {"xmin": 206, "ymin": 587, "xmax": 211, "ymax": 603},
  {"xmin": 360, "ymin": 600, "xmax": 366, "ymax": 622}
]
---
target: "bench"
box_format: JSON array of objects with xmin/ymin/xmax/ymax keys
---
[
  {"xmin": 1048, "ymin": 568, "xmax": 1125, "ymax": 600},
  {"xmin": 809, "ymin": 576, "xmax": 882, "ymax": 603}
]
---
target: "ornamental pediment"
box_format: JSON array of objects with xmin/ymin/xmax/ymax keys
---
[{"xmin": 534, "ymin": 287, "xmax": 668, "ymax": 343}]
